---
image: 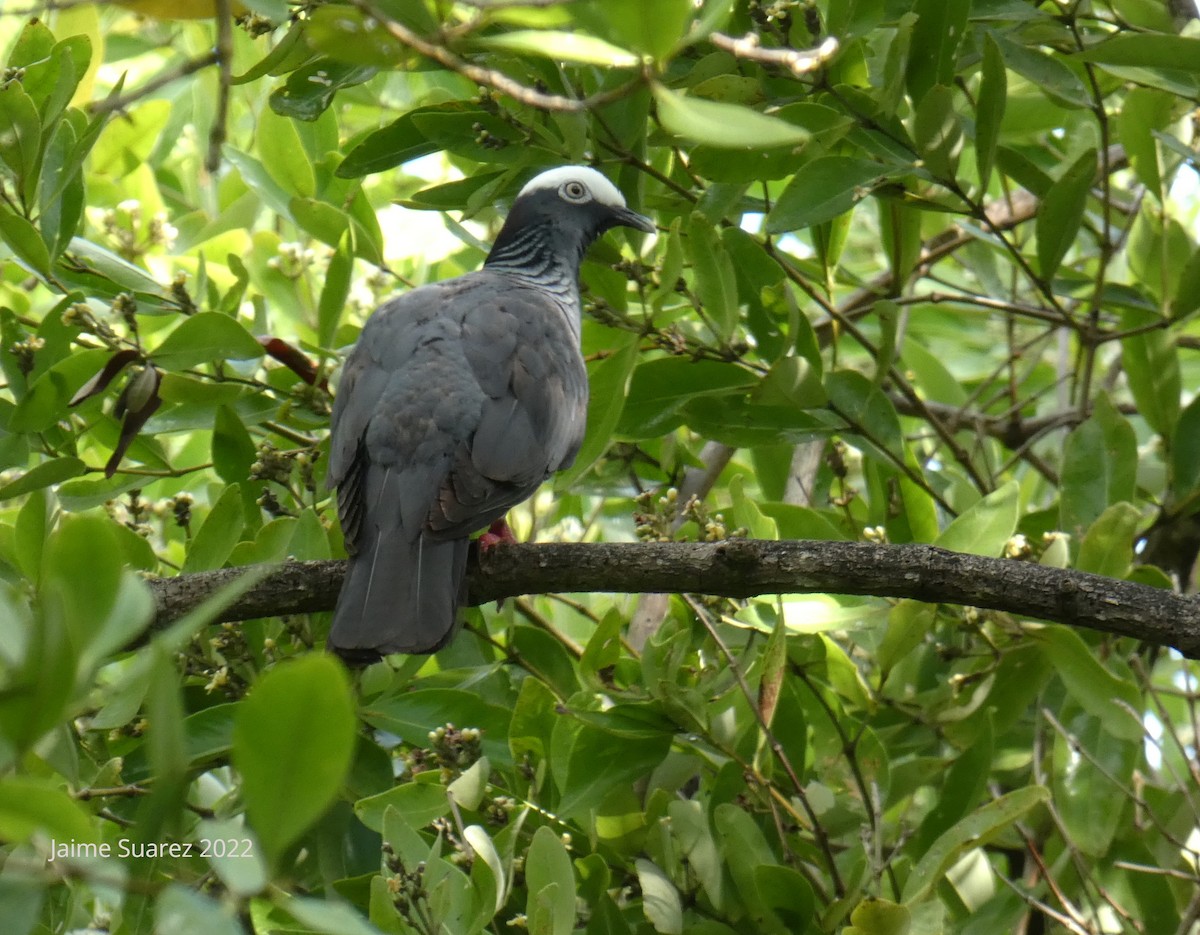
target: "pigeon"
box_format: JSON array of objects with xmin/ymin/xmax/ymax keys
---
[{"xmin": 326, "ymin": 166, "xmax": 654, "ymax": 662}]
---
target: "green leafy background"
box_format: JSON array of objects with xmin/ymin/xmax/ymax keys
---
[{"xmin": 0, "ymin": 1, "xmax": 1198, "ymax": 933}]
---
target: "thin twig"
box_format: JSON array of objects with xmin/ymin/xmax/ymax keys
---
[
  {"xmin": 88, "ymin": 52, "xmax": 220, "ymax": 117},
  {"xmin": 207, "ymin": 0, "xmax": 235, "ymax": 173},
  {"xmin": 685, "ymin": 595, "xmax": 846, "ymax": 897},
  {"xmin": 350, "ymin": 0, "xmax": 645, "ymax": 113},
  {"xmin": 709, "ymin": 32, "xmax": 839, "ymax": 76}
]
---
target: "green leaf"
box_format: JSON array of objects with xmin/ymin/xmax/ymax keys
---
[
  {"xmin": 141, "ymin": 644, "xmax": 189, "ymax": 836},
  {"xmin": 688, "ymin": 105, "xmax": 851, "ymax": 182},
  {"xmin": 1060, "ymin": 393, "xmax": 1132, "ymax": 537},
  {"xmin": 684, "ymin": 395, "xmax": 827, "ymax": 447},
  {"xmin": 0, "ymin": 877, "xmax": 42, "ymax": 935},
  {"xmin": 1127, "ymin": 209, "xmax": 1191, "ymax": 306},
  {"xmin": 123, "ymin": 703, "xmax": 241, "ymax": 782},
  {"xmin": 995, "ymin": 33, "xmax": 1090, "ymax": 108},
  {"xmin": 411, "ymin": 111, "xmax": 527, "ymax": 166},
  {"xmin": 7, "ymin": 19, "xmax": 55, "ymax": 70},
  {"xmin": 0, "ymin": 579, "xmax": 78, "ymax": 753},
  {"xmin": 902, "ymin": 786, "xmax": 1050, "ymax": 903},
  {"xmin": 912, "ymin": 84, "xmax": 961, "ymax": 179},
  {"xmin": 363, "ymin": 689, "xmax": 513, "ymax": 767},
  {"xmin": 975, "ymin": 34, "xmax": 1005, "ymax": 192},
  {"xmin": 318, "ymin": 238, "xmax": 353, "ymax": 348},
  {"xmin": 280, "ymin": 895, "xmax": 385, "ymax": 935},
  {"xmin": 1076, "ymin": 501, "xmax": 1141, "ymax": 579},
  {"xmin": 1051, "ymin": 707, "xmax": 1139, "ymax": 858},
  {"xmin": 150, "ymin": 313, "xmax": 265, "ymax": 370},
  {"xmin": 760, "ymin": 503, "xmax": 847, "ymax": 541},
  {"xmin": 337, "ymin": 103, "xmax": 479, "ymax": 179},
  {"xmin": 181, "ymin": 484, "xmax": 246, "ymax": 573},
  {"xmin": 212, "ymin": 405, "xmax": 257, "ymax": 486},
  {"xmin": 714, "ymin": 804, "xmax": 784, "ymax": 930},
  {"xmin": 944, "ymin": 643, "xmax": 1053, "ymax": 746},
  {"xmin": 686, "ymin": 213, "xmax": 738, "ymax": 339},
  {"xmin": 508, "ymin": 677, "xmax": 557, "ymax": 763},
  {"xmin": 1120, "ymin": 308, "xmax": 1179, "ymax": 437},
  {"xmin": 1037, "ymin": 148, "xmax": 1095, "ymax": 279},
  {"xmin": 900, "ymin": 340, "xmax": 966, "ymax": 406},
  {"xmin": 39, "ymin": 118, "xmax": 86, "ymax": 261},
  {"xmin": 89, "ymin": 99, "xmax": 169, "ymax": 176},
  {"xmin": 665, "ymin": 801, "xmax": 727, "ymax": 912},
  {"xmin": 0, "ymin": 456, "xmax": 85, "ymax": 501},
  {"xmin": 906, "ymin": 0, "xmax": 968, "ymax": 102},
  {"xmin": 269, "ymin": 59, "xmax": 377, "ymax": 122},
  {"xmin": 766, "ymin": 157, "xmax": 887, "ymax": 232},
  {"xmin": 526, "ymin": 826, "xmax": 576, "ymax": 935},
  {"xmin": 355, "ymin": 780, "xmax": 450, "ymax": 833},
  {"xmin": 21, "ymin": 37, "xmax": 87, "ymax": 134},
  {"xmin": 42, "ymin": 514, "xmax": 145, "ymax": 662},
  {"xmin": 0, "ymin": 208, "xmax": 52, "ymax": 278},
  {"xmin": 197, "ymin": 818, "xmax": 267, "ymax": 898},
  {"xmin": 0, "ymin": 777, "xmax": 97, "ymax": 845},
  {"xmin": 474, "ymin": 30, "xmax": 639, "ymax": 66},
  {"xmin": 556, "ymin": 333, "xmax": 637, "ymax": 486},
  {"xmin": 305, "ymin": 5, "xmax": 415, "ymax": 67},
  {"xmin": 618, "ymin": 357, "xmax": 758, "ymax": 438},
  {"xmin": 913, "ymin": 715, "xmax": 993, "ymax": 854},
  {"xmin": 558, "ymin": 723, "xmax": 671, "ymax": 817},
  {"xmin": 1169, "ymin": 246, "xmax": 1200, "ymax": 320},
  {"xmin": 0, "ymin": 83, "xmax": 42, "ymax": 187},
  {"xmin": 229, "ymin": 517, "xmax": 295, "ymax": 566},
  {"xmin": 1034, "ymin": 626, "xmax": 1143, "ymax": 740},
  {"xmin": 877, "ymin": 600, "xmax": 935, "ymax": 676},
  {"xmin": 257, "ymin": 108, "xmax": 315, "ymax": 198},
  {"xmin": 825, "ymin": 369, "xmax": 903, "ymax": 457},
  {"xmin": 155, "ymin": 885, "xmax": 245, "ymax": 935},
  {"xmin": 573, "ymin": 0, "xmax": 693, "ymax": 60},
  {"xmin": 1115, "ymin": 87, "xmax": 1174, "ymax": 200},
  {"xmin": 447, "ymin": 755, "xmax": 490, "ymax": 810},
  {"xmin": 1078, "ymin": 34, "xmax": 1200, "ymax": 72},
  {"xmin": 464, "ymin": 824, "xmax": 504, "ymax": 921},
  {"xmin": 59, "ymin": 236, "xmax": 169, "ymax": 299},
  {"xmin": 7, "ymin": 347, "xmax": 111, "ymax": 434},
  {"xmin": 232, "ymin": 655, "xmax": 357, "ymax": 864},
  {"xmin": 845, "ymin": 898, "xmax": 911, "ymax": 935},
  {"xmin": 635, "ymin": 859, "xmax": 682, "ymax": 935},
  {"xmin": 53, "ymin": 475, "xmax": 142, "ymax": 512},
  {"xmin": 652, "ymin": 85, "xmax": 810, "ymax": 149},
  {"xmin": 934, "ymin": 481, "xmax": 1019, "ymax": 557},
  {"xmin": 1059, "ymin": 394, "xmax": 1137, "ymax": 538},
  {"xmin": 1171, "ymin": 394, "xmax": 1200, "ymax": 497}
]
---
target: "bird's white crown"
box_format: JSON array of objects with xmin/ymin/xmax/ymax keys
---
[{"xmin": 517, "ymin": 165, "xmax": 627, "ymax": 208}]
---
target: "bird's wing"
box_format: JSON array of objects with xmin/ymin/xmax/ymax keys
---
[
  {"xmin": 328, "ymin": 286, "xmax": 486, "ymax": 553},
  {"xmin": 428, "ymin": 281, "xmax": 588, "ymax": 537},
  {"xmin": 326, "ymin": 282, "xmax": 489, "ymax": 656}
]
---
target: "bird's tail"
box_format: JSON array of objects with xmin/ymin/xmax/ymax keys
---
[{"xmin": 328, "ymin": 529, "xmax": 469, "ymax": 664}]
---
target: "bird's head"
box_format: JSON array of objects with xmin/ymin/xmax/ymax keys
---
[{"xmin": 487, "ymin": 165, "xmax": 654, "ymax": 267}]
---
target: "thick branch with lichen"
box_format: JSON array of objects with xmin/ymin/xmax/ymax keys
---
[{"xmin": 145, "ymin": 540, "xmax": 1200, "ymax": 658}]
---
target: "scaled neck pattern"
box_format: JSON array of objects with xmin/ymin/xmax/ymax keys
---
[{"xmin": 484, "ymin": 224, "xmax": 584, "ymax": 337}]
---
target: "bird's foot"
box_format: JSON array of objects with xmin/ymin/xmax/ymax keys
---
[{"xmin": 477, "ymin": 518, "xmax": 518, "ymax": 552}]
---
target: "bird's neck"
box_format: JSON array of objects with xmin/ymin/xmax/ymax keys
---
[{"xmin": 485, "ymin": 224, "xmax": 585, "ymax": 330}]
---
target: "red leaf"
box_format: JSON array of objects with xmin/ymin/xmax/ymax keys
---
[{"xmin": 68, "ymin": 349, "xmax": 140, "ymax": 407}]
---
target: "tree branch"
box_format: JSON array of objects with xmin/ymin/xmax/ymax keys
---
[{"xmin": 145, "ymin": 540, "xmax": 1200, "ymax": 658}]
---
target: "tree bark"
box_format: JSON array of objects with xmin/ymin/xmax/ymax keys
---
[{"xmin": 144, "ymin": 539, "xmax": 1200, "ymax": 658}]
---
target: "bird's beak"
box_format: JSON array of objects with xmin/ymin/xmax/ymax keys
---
[{"xmin": 613, "ymin": 206, "xmax": 656, "ymax": 234}]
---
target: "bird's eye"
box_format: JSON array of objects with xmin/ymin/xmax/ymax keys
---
[{"xmin": 560, "ymin": 180, "xmax": 590, "ymax": 203}]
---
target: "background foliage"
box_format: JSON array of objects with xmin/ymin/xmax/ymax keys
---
[{"xmin": 1, "ymin": 0, "xmax": 1199, "ymax": 932}]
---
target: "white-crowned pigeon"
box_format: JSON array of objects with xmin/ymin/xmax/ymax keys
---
[{"xmin": 326, "ymin": 166, "xmax": 653, "ymax": 662}]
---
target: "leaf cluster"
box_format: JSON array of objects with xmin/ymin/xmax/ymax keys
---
[{"xmin": 0, "ymin": 1, "xmax": 1198, "ymax": 933}]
